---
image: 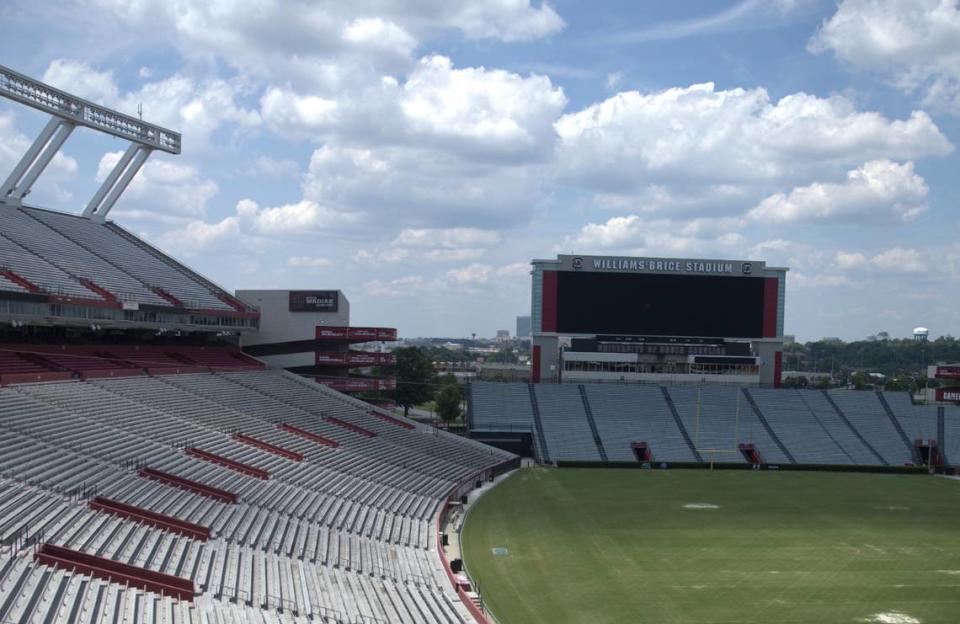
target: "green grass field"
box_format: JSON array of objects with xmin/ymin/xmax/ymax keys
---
[{"xmin": 461, "ymin": 469, "xmax": 960, "ymax": 624}]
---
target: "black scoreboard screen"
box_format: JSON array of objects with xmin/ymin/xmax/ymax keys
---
[{"xmin": 556, "ymin": 271, "xmax": 766, "ymax": 338}]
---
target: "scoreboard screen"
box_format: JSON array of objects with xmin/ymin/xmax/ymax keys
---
[{"xmin": 556, "ymin": 271, "xmax": 766, "ymax": 338}]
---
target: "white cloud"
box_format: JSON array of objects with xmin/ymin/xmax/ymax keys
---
[
  {"xmin": 156, "ymin": 215, "xmax": 240, "ymax": 256},
  {"xmin": 791, "ymin": 272, "xmax": 853, "ymax": 288},
  {"xmin": 565, "ymin": 214, "xmax": 745, "ymax": 256},
  {"xmin": 341, "ymin": 17, "xmax": 417, "ymax": 61},
  {"xmin": 43, "ymin": 59, "xmax": 119, "ymax": 104},
  {"xmin": 251, "ymin": 156, "xmax": 300, "ymax": 180},
  {"xmin": 154, "ymin": 197, "xmax": 363, "ymax": 255},
  {"xmin": 443, "ymin": 2, "xmax": 564, "ymax": 42},
  {"xmin": 606, "ymin": 72, "xmax": 624, "ymax": 91},
  {"xmin": 399, "ymin": 55, "xmax": 566, "ymax": 161},
  {"xmin": 747, "ymin": 160, "xmax": 928, "ymax": 224},
  {"xmin": 423, "ymin": 248, "xmax": 487, "ymax": 262},
  {"xmin": 604, "ymin": 0, "xmax": 820, "ymax": 44},
  {"xmin": 97, "ymin": 151, "xmax": 218, "ymax": 219},
  {"xmin": 835, "ymin": 251, "xmax": 867, "ymax": 269},
  {"xmin": 352, "ymin": 248, "xmax": 411, "ymax": 265},
  {"xmin": 810, "ymin": 0, "xmax": 960, "ymax": 113},
  {"xmin": 91, "ymin": 0, "xmax": 564, "ymax": 87},
  {"xmin": 298, "ymin": 143, "xmax": 545, "ymax": 228},
  {"xmin": 870, "ymin": 247, "xmax": 926, "ymax": 273},
  {"xmin": 365, "ymin": 275, "xmax": 444, "ymax": 297},
  {"xmin": 260, "ymin": 55, "xmax": 566, "ymax": 162},
  {"xmin": 260, "ymin": 88, "xmax": 339, "ymax": 137},
  {"xmin": 555, "ymin": 83, "xmax": 951, "ymax": 193},
  {"xmin": 446, "ymin": 262, "xmax": 530, "ymax": 285},
  {"xmin": 393, "ymin": 227, "xmax": 502, "ymax": 249},
  {"xmin": 286, "ymin": 256, "xmax": 332, "ymax": 268},
  {"xmin": 351, "ymin": 228, "xmax": 502, "ymax": 266},
  {"xmin": 237, "ymin": 199, "xmax": 364, "ymax": 235},
  {"xmin": 447, "ymin": 263, "xmax": 495, "ymax": 284}
]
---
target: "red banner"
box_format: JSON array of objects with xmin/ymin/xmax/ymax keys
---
[
  {"xmin": 315, "ymin": 326, "xmax": 397, "ymax": 342},
  {"xmin": 319, "ymin": 377, "xmax": 397, "ymax": 392},
  {"xmin": 934, "ymin": 366, "xmax": 960, "ymax": 380},
  {"xmin": 935, "ymin": 388, "xmax": 960, "ymax": 402},
  {"xmin": 315, "ymin": 352, "xmax": 396, "ymax": 366}
]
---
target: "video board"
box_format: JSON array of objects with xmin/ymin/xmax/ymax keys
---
[{"xmin": 555, "ymin": 271, "xmax": 766, "ymax": 338}]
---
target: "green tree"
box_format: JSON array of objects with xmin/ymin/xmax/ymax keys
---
[
  {"xmin": 392, "ymin": 347, "xmax": 435, "ymax": 416},
  {"xmin": 488, "ymin": 348, "xmax": 519, "ymax": 364},
  {"xmin": 849, "ymin": 371, "xmax": 872, "ymax": 390},
  {"xmin": 435, "ymin": 382, "xmax": 463, "ymax": 422}
]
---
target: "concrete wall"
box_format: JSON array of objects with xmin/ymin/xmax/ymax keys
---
[{"xmin": 236, "ymin": 289, "xmax": 350, "ymax": 368}]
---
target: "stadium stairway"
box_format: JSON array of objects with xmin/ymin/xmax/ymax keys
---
[
  {"xmin": 659, "ymin": 387, "xmax": 704, "ymax": 462},
  {"xmin": 577, "ymin": 385, "xmax": 608, "ymax": 461},
  {"xmin": 526, "ymin": 384, "xmax": 551, "ymax": 463},
  {"xmin": 876, "ymin": 391, "xmax": 920, "ymax": 463},
  {"xmin": 740, "ymin": 389, "xmax": 796, "ymax": 464},
  {"xmin": 821, "ymin": 391, "xmax": 887, "ymax": 465}
]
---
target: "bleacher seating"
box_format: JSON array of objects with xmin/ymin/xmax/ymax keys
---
[
  {"xmin": 1, "ymin": 207, "xmax": 168, "ymax": 305},
  {"xmin": 0, "ymin": 344, "xmax": 262, "ymax": 383},
  {"xmin": 584, "ymin": 384, "xmax": 697, "ymax": 462},
  {"xmin": 826, "ymin": 390, "xmax": 913, "ymax": 465},
  {"xmin": 0, "ymin": 207, "xmax": 252, "ymax": 319},
  {"xmin": 0, "ymin": 369, "xmax": 515, "ymax": 623},
  {"xmin": 882, "ymin": 391, "xmax": 939, "ymax": 442},
  {"xmin": 749, "ymin": 388, "xmax": 874, "ymax": 464},
  {"xmin": 470, "ymin": 382, "xmax": 960, "ymax": 468},
  {"xmin": 0, "ymin": 231, "xmax": 98, "ymax": 298},
  {"xmin": 670, "ymin": 386, "xmax": 791, "ymax": 463},
  {"xmin": 27, "ymin": 208, "xmax": 235, "ymax": 311},
  {"xmin": 533, "ymin": 384, "xmax": 602, "ymax": 461},
  {"xmin": 468, "ymin": 382, "xmax": 535, "ymax": 432}
]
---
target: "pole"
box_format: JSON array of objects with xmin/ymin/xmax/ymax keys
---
[{"xmin": 695, "ymin": 385, "xmax": 702, "ymax": 450}]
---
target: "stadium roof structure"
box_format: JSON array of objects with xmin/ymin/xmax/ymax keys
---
[
  {"xmin": 0, "ymin": 64, "xmax": 180, "ymax": 221},
  {"xmin": 0, "ymin": 66, "xmax": 257, "ymax": 332}
]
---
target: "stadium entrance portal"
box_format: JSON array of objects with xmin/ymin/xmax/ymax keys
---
[{"xmin": 631, "ymin": 441, "xmax": 652, "ymax": 462}]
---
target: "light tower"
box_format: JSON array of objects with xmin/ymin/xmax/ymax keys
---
[{"xmin": 0, "ymin": 65, "xmax": 180, "ymax": 220}]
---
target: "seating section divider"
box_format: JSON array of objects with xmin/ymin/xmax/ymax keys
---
[
  {"xmin": 184, "ymin": 447, "xmax": 270, "ymax": 479},
  {"xmin": 35, "ymin": 543, "xmax": 196, "ymax": 601},
  {"xmin": 89, "ymin": 496, "xmax": 211, "ymax": 540},
  {"xmin": 138, "ymin": 467, "xmax": 239, "ymax": 503}
]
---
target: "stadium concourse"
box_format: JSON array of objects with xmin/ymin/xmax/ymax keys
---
[{"xmin": 469, "ymin": 382, "xmax": 960, "ymax": 468}]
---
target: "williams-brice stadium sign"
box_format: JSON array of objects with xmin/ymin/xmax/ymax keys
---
[{"xmin": 554, "ymin": 255, "xmax": 767, "ymax": 277}]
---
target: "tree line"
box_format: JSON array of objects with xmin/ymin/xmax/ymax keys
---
[{"xmin": 783, "ymin": 335, "xmax": 960, "ymax": 390}]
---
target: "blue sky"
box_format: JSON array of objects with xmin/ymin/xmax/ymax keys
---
[{"xmin": 1, "ymin": 0, "xmax": 959, "ymax": 340}]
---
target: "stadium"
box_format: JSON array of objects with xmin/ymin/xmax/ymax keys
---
[{"xmin": 0, "ymin": 64, "xmax": 958, "ymax": 624}]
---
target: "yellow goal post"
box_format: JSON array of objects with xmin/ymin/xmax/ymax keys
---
[{"xmin": 695, "ymin": 448, "xmax": 743, "ymax": 470}]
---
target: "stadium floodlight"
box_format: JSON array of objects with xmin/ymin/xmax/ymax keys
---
[{"xmin": 0, "ymin": 65, "xmax": 181, "ymax": 221}]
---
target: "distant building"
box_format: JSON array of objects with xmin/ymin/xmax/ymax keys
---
[
  {"xmin": 516, "ymin": 315, "xmax": 531, "ymax": 338},
  {"xmin": 783, "ymin": 334, "xmax": 796, "ymax": 345},
  {"xmin": 495, "ymin": 329, "xmax": 510, "ymax": 342}
]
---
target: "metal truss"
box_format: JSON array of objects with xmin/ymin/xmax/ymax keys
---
[{"xmin": 0, "ymin": 65, "xmax": 181, "ymax": 220}]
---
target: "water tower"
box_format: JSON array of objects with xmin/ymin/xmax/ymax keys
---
[{"xmin": 913, "ymin": 327, "xmax": 929, "ymax": 342}]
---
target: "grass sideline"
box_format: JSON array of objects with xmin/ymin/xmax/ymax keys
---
[{"xmin": 461, "ymin": 468, "xmax": 960, "ymax": 624}]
